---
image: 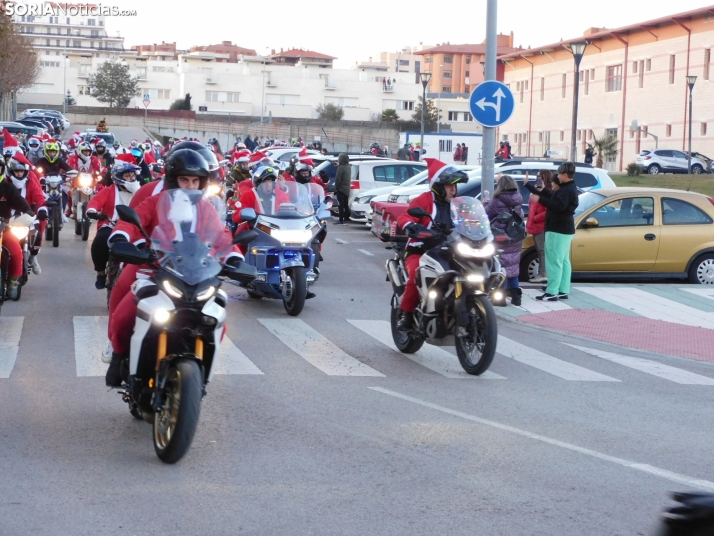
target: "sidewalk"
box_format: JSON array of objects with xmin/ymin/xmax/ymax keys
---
[{"xmin": 496, "ymin": 283, "xmax": 714, "ymax": 362}]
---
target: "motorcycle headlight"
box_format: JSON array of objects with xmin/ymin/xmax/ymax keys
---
[
  {"xmin": 196, "ymin": 286, "xmax": 216, "ymax": 301},
  {"xmin": 271, "ymin": 229, "xmax": 313, "ymax": 244},
  {"xmin": 207, "ymin": 184, "xmax": 222, "ymax": 196},
  {"xmin": 162, "ymin": 280, "xmax": 183, "ymax": 299},
  {"xmin": 457, "ymin": 242, "xmax": 495, "ymax": 258},
  {"xmin": 10, "ymin": 226, "xmax": 29, "ymax": 240},
  {"xmin": 154, "ymin": 308, "xmax": 171, "ymax": 324},
  {"xmin": 78, "ymin": 173, "xmax": 93, "ymax": 187}
]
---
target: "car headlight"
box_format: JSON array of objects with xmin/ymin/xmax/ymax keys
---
[
  {"xmin": 457, "ymin": 242, "xmax": 495, "ymax": 258},
  {"xmin": 78, "ymin": 173, "xmax": 93, "ymax": 187},
  {"xmin": 272, "ymin": 229, "xmax": 313, "ymax": 244},
  {"xmin": 154, "ymin": 308, "xmax": 171, "ymax": 324},
  {"xmin": 196, "ymin": 286, "xmax": 216, "ymax": 301},
  {"xmin": 162, "ymin": 280, "xmax": 183, "ymax": 299},
  {"xmin": 10, "ymin": 226, "xmax": 29, "ymax": 240},
  {"xmin": 356, "ymin": 195, "xmax": 374, "ymax": 204}
]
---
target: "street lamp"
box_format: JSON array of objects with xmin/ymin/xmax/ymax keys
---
[
  {"xmin": 568, "ymin": 41, "xmax": 588, "ymax": 162},
  {"xmin": 686, "ymin": 74, "xmax": 697, "ymax": 174},
  {"xmin": 419, "ymin": 71, "xmax": 432, "ymax": 162}
]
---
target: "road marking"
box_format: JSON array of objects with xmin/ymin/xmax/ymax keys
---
[
  {"xmin": 74, "ymin": 316, "xmax": 110, "ymax": 377},
  {"xmin": 347, "ymin": 319, "xmax": 505, "ymax": 379},
  {"xmin": 358, "ymin": 249, "xmax": 374, "ymax": 257},
  {"xmin": 497, "ymin": 336, "xmax": 620, "ymax": 381},
  {"xmin": 335, "ymin": 238, "xmax": 349, "ymax": 244},
  {"xmin": 0, "ymin": 317, "xmax": 24, "ymax": 379},
  {"xmin": 565, "ymin": 344, "xmax": 714, "ymax": 385},
  {"xmin": 520, "ymin": 289, "xmax": 572, "ymax": 314},
  {"xmin": 679, "ymin": 287, "xmax": 714, "ymax": 302},
  {"xmin": 575, "ymin": 287, "xmax": 714, "ymax": 330},
  {"xmin": 258, "ymin": 318, "xmax": 384, "ymax": 377},
  {"xmin": 214, "ymin": 337, "xmax": 264, "ymax": 375},
  {"xmin": 368, "ymin": 387, "xmax": 714, "ymax": 492}
]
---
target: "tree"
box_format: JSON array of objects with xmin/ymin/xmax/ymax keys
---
[
  {"xmin": 64, "ymin": 91, "xmax": 76, "ymax": 106},
  {"xmin": 381, "ymin": 109, "xmax": 400, "ymax": 123},
  {"xmin": 87, "ymin": 58, "xmax": 139, "ymax": 108},
  {"xmin": 592, "ymin": 133, "xmax": 618, "ymax": 169},
  {"xmin": 411, "ymin": 97, "xmax": 439, "ymax": 131},
  {"xmin": 316, "ymin": 103, "xmax": 344, "ymax": 121},
  {"xmin": 169, "ymin": 93, "xmax": 192, "ymax": 111}
]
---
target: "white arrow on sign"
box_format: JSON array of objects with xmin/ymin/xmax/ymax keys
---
[{"xmin": 476, "ymin": 87, "xmax": 506, "ymax": 122}]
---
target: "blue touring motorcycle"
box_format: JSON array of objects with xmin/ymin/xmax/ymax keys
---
[{"xmin": 236, "ymin": 182, "xmax": 330, "ymax": 316}]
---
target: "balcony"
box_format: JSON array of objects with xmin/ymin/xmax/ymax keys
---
[
  {"xmin": 382, "ymin": 86, "xmax": 394, "ymax": 93},
  {"xmin": 324, "ymin": 83, "xmax": 336, "ymax": 90},
  {"xmin": 206, "ymin": 78, "xmax": 216, "ymax": 84},
  {"xmin": 265, "ymin": 80, "xmax": 276, "ymax": 88}
]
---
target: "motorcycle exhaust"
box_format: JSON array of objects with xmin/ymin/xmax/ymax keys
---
[{"xmin": 386, "ymin": 259, "xmax": 405, "ymax": 296}]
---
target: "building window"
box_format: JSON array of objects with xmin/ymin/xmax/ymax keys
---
[
  {"xmin": 606, "ymin": 65, "xmax": 623, "ymax": 92},
  {"xmin": 439, "ymin": 140, "xmax": 453, "ymax": 152},
  {"xmin": 399, "ymin": 59, "xmax": 409, "ymax": 66},
  {"xmin": 646, "ymin": 59, "xmax": 651, "ymax": 71},
  {"xmin": 45, "ymin": 39, "xmax": 49, "ymax": 46},
  {"xmin": 666, "ymin": 124, "xmax": 672, "ymax": 137},
  {"xmin": 705, "ymin": 49, "xmax": 711, "ymax": 80},
  {"xmin": 443, "ymin": 55, "xmax": 453, "ymax": 63},
  {"xmin": 78, "ymin": 86, "xmax": 91, "ymax": 95},
  {"xmin": 591, "ymin": 69, "xmax": 595, "ymax": 80},
  {"xmin": 465, "ymin": 71, "xmax": 469, "ymax": 78},
  {"xmin": 443, "ymin": 71, "xmax": 452, "ymax": 79},
  {"xmin": 145, "ymin": 89, "xmax": 171, "ymax": 99},
  {"xmin": 584, "ymin": 69, "xmax": 590, "ymax": 95},
  {"xmin": 396, "ymin": 100, "xmax": 414, "ymax": 111},
  {"xmin": 39, "ymin": 61, "xmax": 61, "ymax": 67},
  {"xmin": 561, "ymin": 131, "xmax": 565, "ymax": 142},
  {"xmin": 324, "ymin": 96, "xmax": 358, "ymax": 107},
  {"xmin": 464, "ymin": 112, "xmax": 473, "ymax": 121},
  {"xmin": 55, "ymin": 39, "xmax": 59, "ymax": 46},
  {"xmin": 88, "ymin": 18, "xmax": 96, "ymax": 25},
  {"xmin": 79, "ymin": 64, "xmax": 92, "ymax": 77},
  {"xmin": 424, "ymin": 55, "xmax": 433, "ymax": 64},
  {"xmin": 702, "ymin": 122, "xmax": 708, "ymax": 136},
  {"xmin": 448, "ymin": 111, "xmax": 459, "ymax": 121},
  {"xmin": 91, "ymin": 30, "xmax": 99, "ymax": 37},
  {"xmin": 442, "ymin": 86, "xmax": 451, "ymax": 92},
  {"xmin": 152, "ymin": 66, "xmax": 175, "ymax": 73},
  {"xmin": 669, "ymin": 54, "xmax": 676, "ymax": 84},
  {"xmin": 464, "ymin": 85, "xmax": 469, "ymax": 93},
  {"xmin": 561, "ymin": 73, "xmax": 566, "ymax": 98},
  {"xmin": 73, "ymin": 40, "xmax": 81, "ymax": 48},
  {"xmin": 638, "ymin": 60, "xmax": 644, "ymax": 88},
  {"xmin": 540, "ymin": 77, "xmax": 544, "ymax": 101},
  {"xmin": 632, "ymin": 61, "xmax": 638, "ymax": 73},
  {"xmin": 205, "ymin": 91, "xmax": 239, "ymax": 103},
  {"xmin": 136, "ymin": 67, "xmax": 147, "ymax": 79}
]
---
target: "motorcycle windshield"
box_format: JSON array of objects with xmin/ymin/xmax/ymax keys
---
[
  {"xmin": 255, "ymin": 181, "xmax": 315, "ymax": 218},
  {"xmin": 150, "ymin": 189, "xmax": 233, "ymax": 286},
  {"xmin": 451, "ymin": 196, "xmax": 493, "ymax": 242}
]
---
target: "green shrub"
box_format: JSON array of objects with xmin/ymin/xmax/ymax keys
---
[{"xmin": 626, "ymin": 163, "xmax": 642, "ymax": 177}]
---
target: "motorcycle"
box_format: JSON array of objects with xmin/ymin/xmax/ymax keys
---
[
  {"xmin": 386, "ymin": 197, "xmax": 504, "ymax": 375},
  {"xmin": 235, "ymin": 182, "xmax": 330, "ymax": 316},
  {"xmin": 43, "ymin": 170, "xmax": 77, "ymax": 248},
  {"xmin": 72, "ymin": 171, "xmax": 97, "ymax": 241},
  {"xmin": 0, "ymin": 214, "xmax": 36, "ymax": 302},
  {"xmin": 86, "ymin": 212, "xmax": 121, "ymax": 308},
  {"xmin": 108, "ymin": 190, "xmax": 257, "ymax": 463}
]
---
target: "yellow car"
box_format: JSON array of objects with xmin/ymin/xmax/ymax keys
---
[{"xmin": 520, "ymin": 187, "xmax": 714, "ymax": 284}]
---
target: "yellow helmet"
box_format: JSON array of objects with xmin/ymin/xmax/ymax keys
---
[{"xmin": 44, "ymin": 141, "xmax": 60, "ymax": 163}]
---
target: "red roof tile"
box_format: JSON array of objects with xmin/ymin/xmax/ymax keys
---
[{"xmin": 271, "ymin": 49, "xmax": 336, "ymax": 60}]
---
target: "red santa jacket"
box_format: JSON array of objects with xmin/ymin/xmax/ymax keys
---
[
  {"xmin": 11, "ymin": 176, "xmax": 46, "ymax": 216},
  {"xmin": 231, "ymin": 185, "xmax": 291, "ymax": 223},
  {"xmin": 397, "ymin": 191, "xmax": 439, "ymax": 249},
  {"xmin": 87, "ymin": 185, "xmax": 134, "ymax": 230},
  {"xmin": 67, "ymin": 154, "xmax": 101, "ymax": 175},
  {"xmin": 129, "ymin": 180, "xmax": 164, "ymax": 209}
]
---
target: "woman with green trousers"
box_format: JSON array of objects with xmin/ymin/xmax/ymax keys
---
[{"xmin": 523, "ymin": 162, "xmax": 579, "ymax": 301}]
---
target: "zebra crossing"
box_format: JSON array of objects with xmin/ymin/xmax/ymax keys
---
[{"xmin": 1, "ymin": 314, "xmax": 714, "ymax": 387}]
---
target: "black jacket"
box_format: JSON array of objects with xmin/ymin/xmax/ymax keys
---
[
  {"xmin": 525, "ymin": 180, "xmax": 579, "ymax": 235},
  {"xmin": 0, "ymin": 179, "xmax": 33, "ymax": 221},
  {"xmin": 34, "ymin": 157, "xmax": 73, "ymax": 177}
]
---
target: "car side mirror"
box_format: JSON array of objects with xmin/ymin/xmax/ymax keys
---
[
  {"xmin": 239, "ymin": 208, "xmax": 257, "ymax": 223},
  {"xmin": 407, "ymin": 207, "xmax": 430, "ymax": 219},
  {"xmin": 583, "ymin": 217, "xmax": 599, "ymax": 228}
]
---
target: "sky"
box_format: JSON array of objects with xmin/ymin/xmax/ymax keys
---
[{"xmin": 81, "ymin": 0, "xmax": 714, "ymax": 68}]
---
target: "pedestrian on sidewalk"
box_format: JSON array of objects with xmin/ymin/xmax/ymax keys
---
[
  {"xmin": 526, "ymin": 169, "xmax": 552, "ymax": 283},
  {"xmin": 524, "ymin": 162, "xmax": 579, "ymax": 302},
  {"xmin": 334, "ymin": 153, "xmax": 351, "ymax": 224},
  {"xmin": 454, "ymin": 143, "xmax": 462, "ymax": 163},
  {"xmin": 462, "ymin": 145, "xmax": 469, "ymax": 164},
  {"xmin": 483, "ymin": 175, "xmax": 524, "ymax": 306}
]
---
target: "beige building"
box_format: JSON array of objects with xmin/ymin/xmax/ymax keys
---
[
  {"xmin": 355, "ymin": 44, "xmax": 434, "ymax": 75},
  {"xmin": 497, "ymin": 6, "xmax": 714, "ymax": 171}
]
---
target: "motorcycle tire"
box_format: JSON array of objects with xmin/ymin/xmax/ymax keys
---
[
  {"xmin": 81, "ymin": 202, "xmax": 90, "ymax": 241},
  {"xmin": 52, "ymin": 207, "xmax": 60, "ymax": 248},
  {"xmin": 74, "ymin": 214, "xmax": 81, "ymax": 236},
  {"xmin": 129, "ymin": 404, "xmax": 143, "ymax": 420},
  {"xmin": 45, "ymin": 223, "xmax": 53, "ymax": 242},
  {"xmin": 153, "ymin": 359, "xmax": 202, "ymax": 464},
  {"xmin": 283, "ymin": 267, "xmax": 307, "ymax": 316},
  {"xmin": 455, "ymin": 295, "xmax": 498, "ymax": 375},
  {"xmin": 390, "ymin": 300, "xmax": 424, "ymax": 353},
  {"xmin": 246, "ymin": 289, "xmax": 262, "ymax": 299}
]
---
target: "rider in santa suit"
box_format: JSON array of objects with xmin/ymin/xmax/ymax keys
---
[{"xmin": 103, "ymin": 149, "xmax": 246, "ymax": 386}]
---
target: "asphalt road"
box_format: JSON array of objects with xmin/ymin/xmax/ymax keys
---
[{"xmin": 1, "ymin": 220, "xmax": 712, "ymax": 535}]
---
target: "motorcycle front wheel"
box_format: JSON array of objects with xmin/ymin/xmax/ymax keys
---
[
  {"xmin": 153, "ymin": 359, "xmax": 202, "ymax": 464},
  {"xmin": 52, "ymin": 207, "xmax": 60, "ymax": 248},
  {"xmin": 282, "ymin": 267, "xmax": 306, "ymax": 316},
  {"xmin": 455, "ymin": 295, "xmax": 497, "ymax": 375},
  {"xmin": 390, "ymin": 300, "xmax": 424, "ymax": 353},
  {"xmin": 81, "ymin": 202, "xmax": 90, "ymax": 241}
]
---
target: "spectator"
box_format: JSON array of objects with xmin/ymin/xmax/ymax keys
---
[
  {"xmin": 524, "ymin": 162, "xmax": 579, "ymax": 301},
  {"xmin": 462, "ymin": 144, "xmax": 469, "ymax": 165},
  {"xmin": 382, "ymin": 77, "xmax": 387, "ymax": 90},
  {"xmin": 483, "ymin": 175, "xmax": 524, "ymax": 306},
  {"xmin": 504, "ymin": 140, "xmax": 512, "ymax": 159},
  {"xmin": 387, "ymin": 77, "xmax": 392, "ymax": 89},
  {"xmin": 525, "ymin": 169, "xmax": 552, "ymax": 283},
  {"xmin": 397, "ymin": 143, "xmax": 411, "ymax": 161},
  {"xmin": 321, "ymin": 148, "xmax": 329, "ymax": 155},
  {"xmin": 454, "ymin": 143, "xmax": 462, "ymax": 163},
  {"xmin": 244, "ymin": 135, "xmax": 254, "ymax": 152},
  {"xmin": 334, "ymin": 153, "xmax": 351, "ymax": 225},
  {"xmin": 584, "ymin": 143, "xmax": 595, "ymax": 164}
]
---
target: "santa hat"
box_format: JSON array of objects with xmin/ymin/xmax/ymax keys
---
[
  {"xmin": 73, "ymin": 131, "xmax": 81, "ymax": 138},
  {"xmin": 248, "ymin": 151, "xmax": 270, "ymax": 168},
  {"xmin": 233, "ymin": 149, "xmax": 251, "ymax": 163},
  {"xmin": 297, "ymin": 147, "xmax": 314, "ymax": 167},
  {"xmin": 424, "ymin": 158, "xmax": 450, "ymax": 185},
  {"xmin": 11, "ymin": 152, "xmax": 32, "ymax": 167},
  {"xmin": 115, "ymin": 153, "xmax": 136, "ymax": 163},
  {"xmin": 3, "ymin": 129, "xmax": 19, "ymax": 148}
]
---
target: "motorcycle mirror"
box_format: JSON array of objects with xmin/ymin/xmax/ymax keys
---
[
  {"xmin": 110, "ymin": 241, "xmax": 151, "ymax": 265},
  {"xmin": 116, "ymin": 205, "xmax": 151, "ymax": 242},
  {"xmin": 407, "ymin": 207, "xmax": 430, "ymax": 219},
  {"xmin": 233, "ymin": 230, "xmax": 258, "ymax": 245},
  {"xmin": 239, "ymin": 208, "xmax": 257, "ymax": 223},
  {"xmin": 226, "ymin": 262, "xmax": 258, "ymax": 283}
]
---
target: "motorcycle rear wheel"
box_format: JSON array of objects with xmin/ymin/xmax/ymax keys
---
[
  {"xmin": 282, "ymin": 267, "xmax": 306, "ymax": 316},
  {"xmin": 455, "ymin": 295, "xmax": 497, "ymax": 375},
  {"xmin": 52, "ymin": 207, "xmax": 60, "ymax": 248},
  {"xmin": 74, "ymin": 218, "xmax": 81, "ymax": 235},
  {"xmin": 153, "ymin": 359, "xmax": 202, "ymax": 464},
  {"xmin": 390, "ymin": 300, "xmax": 424, "ymax": 353}
]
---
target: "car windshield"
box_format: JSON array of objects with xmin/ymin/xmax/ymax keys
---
[
  {"xmin": 451, "ymin": 196, "xmax": 493, "ymax": 242},
  {"xmin": 149, "ymin": 189, "xmax": 233, "ymax": 286},
  {"xmin": 253, "ymin": 181, "xmax": 316, "ymax": 218},
  {"xmin": 574, "ymin": 191, "xmax": 606, "ymax": 217}
]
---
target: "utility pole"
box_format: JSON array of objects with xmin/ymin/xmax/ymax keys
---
[{"xmin": 481, "ymin": 0, "xmax": 497, "ymax": 199}]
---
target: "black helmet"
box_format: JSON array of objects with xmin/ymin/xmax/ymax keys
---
[
  {"xmin": 167, "ymin": 140, "xmax": 219, "ymax": 172},
  {"xmin": 430, "ymin": 166, "xmax": 468, "ymax": 203},
  {"xmin": 164, "ymin": 149, "xmax": 210, "ymax": 190},
  {"xmin": 294, "ymin": 162, "xmax": 313, "ymax": 184},
  {"xmin": 7, "ymin": 158, "xmax": 29, "ymax": 180},
  {"xmin": 251, "ymin": 164, "xmax": 278, "ymax": 188}
]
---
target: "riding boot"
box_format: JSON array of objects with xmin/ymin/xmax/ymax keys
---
[
  {"xmin": 6, "ymin": 277, "xmax": 20, "ymax": 300},
  {"xmin": 510, "ymin": 288, "xmax": 522, "ymax": 307},
  {"xmin": 396, "ymin": 311, "xmax": 414, "ymax": 331},
  {"xmin": 105, "ymin": 352, "xmax": 126, "ymax": 387}
]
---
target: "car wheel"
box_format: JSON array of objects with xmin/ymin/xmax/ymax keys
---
[
  {"xmin": 519, "ymin": 250, "xmax": 539, "ymax": 282},
  {"xmin": 647, "ymin": 164, "xmax": 661, "ymax": 175},
  {"xmin": 692, "ymin": 164, "xmax": 704, "ymax": 174},
  {"xmin": 688, "ymin": 254, "xmax": 714, "ymax": 284}
]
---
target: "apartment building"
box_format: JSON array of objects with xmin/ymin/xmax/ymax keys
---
[
  {"xmin": 355, "ymin": 44, "xmax": 434, "ymax": 74},
  {"xmin": 497, "ymin": 6, "xmax": 714, "ymax": 171}
]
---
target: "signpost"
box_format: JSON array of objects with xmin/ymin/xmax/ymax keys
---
[
  {"xmin": 142, "ymin": 93, "xmax": 150, "ymax": 124},
  {"xmin": 469, "ymin": 81, "xmax": 514, "ymax": 128}
]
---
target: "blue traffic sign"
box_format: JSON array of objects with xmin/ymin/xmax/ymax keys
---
[{"xmin": 469, "ymin": 81, "xmax": 515, "ymax": 128}]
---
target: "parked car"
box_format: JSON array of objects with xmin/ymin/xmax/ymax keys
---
[
  {"xmin": 0, "ymin": 121, "xmax": 46, "ymax": 138},
  {"xmin": 636, "ymin": 149, "xmax": 709, "ymax": 175},
  {"xmin": 493, "ymin": 160, "xmax": 616, "ymax": 189},
  {"xmin": 18, "ymin": 114, "xmax": 61, "ymax": 135},
  {"xmin": 265, "ymin": 147, "xmax": 319, "ymax": 163},
  {"xmin": 23, "ymin": 110, "xmax": 70, "ymax": 130},
  {"xmin": 83, "ymin": 130, "xmax": 116, "ymax": 145},
  {"xmin": 519, "ymin": 187, "xmax": 714, "ymax": 283}
]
